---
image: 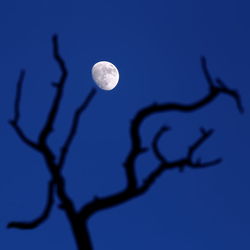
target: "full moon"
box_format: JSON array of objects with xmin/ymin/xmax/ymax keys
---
[{"xmin": 91, "ymin": 61, "xmax": 119, "ymax": 90}]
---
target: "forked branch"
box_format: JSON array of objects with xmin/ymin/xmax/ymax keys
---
[
  {"xmin": 79, "ymin": 56, "xmax": 243, "ymax": 222},
  {"xmin": 123, "ymin": 56, "xmax": 243, "ymax": 191},
  {"xmin": 8, "ymin": 35, "xmax": 96, "ymax": 239},
  {"xmin": 8, "ymin": 34, "xmax": 243, "ymax": 250},
  {"xmin": 79, "ymin": 125, "xmax": 223, "ymax": 220}
]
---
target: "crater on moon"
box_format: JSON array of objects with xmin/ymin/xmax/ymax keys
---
[{"xmin": 91, "ymin": 61, "xmax": 119, "ymax": 91}]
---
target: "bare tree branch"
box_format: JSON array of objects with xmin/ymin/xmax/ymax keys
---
[
  {"xmin": 188, "ymin": 127, "xmax": 214, "ymax": 159},
  {"xmin": 79, "ymin": 126, "xmax": 222, "ymax": 220},
  {"xmin": 216, "ymin": 78, "xmax": 244, "ymax": 113},
  {"xmin": 79, "ymin": 57, "xmax": 242, "ymax": 222},
  {"xmin": 8, "ymin": 34, "xmax": 243, "ymax": 250},
  {"xmin": 152, "ymin": 126, "xmax": 170, "ymax": 163},
  {"xmin": 123, "ymin": 89, "xmax": 218, "ymax": 190},
  {"xmin": 38, "ymin": 34, "xmax": 68, "ymax": 146},
  {"xmin": 7, "ymin": 180, "xmax": 55, "ymax": 230},
  {"xmin": 123, "ymin": 56, "xmax": 243, "ymax": 191},
  {"xmin": 173, "ymin": 127, "xmax": 222, "ymax": 170},
  {"xmin": 8, "ymin": 35, "xmax": 96, "ymax": 250},
  {"xmin": 201, "ymin": 56, "xmax": 243, "ymax": 113},
  {"xmin": 9, "ymin": 70, "xmax": 39, "ymax": 150},
  {"xmin": 201, "ymin": 56, "xmax": 214, "ymax": 89},
  {"xmin": 13, "ymin": 70, "xmax": 25, "ymax": 123},
  {"xmin": 151, "ymin": 127, "xmax": 222, "ymax": 171},
  {"xmin": 139, "ymin": 127, "xmax": 222, "ymax": 194},
  {"xmin": 58, "ymin": 88, "xmax": 97, "ymax": 169}
]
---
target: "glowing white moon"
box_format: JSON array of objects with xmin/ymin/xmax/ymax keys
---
[{"xmin": 91, "ymin": 61, "xmax": 119, "ymax": 90}]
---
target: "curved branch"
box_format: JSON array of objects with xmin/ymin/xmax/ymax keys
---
[
  {"xmin": 10, "ymin": 121, "xmax": 39, "ymax": 150},
  {"xmin": 10, "ymin": 70, "xmax": 39, "ymax": 150},
  {"xmin": 80, "ymin": 58, "xmax": 243, "ymax": 221},
  {"xmin": 79, "ymin": 127, "xmax": 222, "ymax": 220},
  {"xmin": 124, "ymin": 92, "xmax": 217, "ymax": 190},
  {"xmin": 139, "ymin": 127, "xmax": 222, "ymax": 193},
  {"xmin": 7, "ymin": 180, "xmax": 55, "ymax": 230},
  {"xmin": 9, "ymin": 43, "xmax": 243, "ymax": 250},
  {"xmin": 152, "ymin": 126, "xmax": 170, "ymax": 163},
  {"xmin": 123, "ymin": 57, "xmax": 243, "ymax": 190}
]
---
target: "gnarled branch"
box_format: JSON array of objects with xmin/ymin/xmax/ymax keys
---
[
  {"xmin": 79, "ymin": 126, "xmax": 222, "ymax": 220},
  {"xmin": 123, "ymin": 56, "xmax": 243, "ymax": 191},
  {"xmin": 8, "ymin": 34, "xmax": 243, "ymax": 250},
  {"xmin": 79, "ymin": 57, "xmax": 243, "ymax": 221},
  {"xmin": 8, "ymin": 35, "xmax": 97, "ymax": 250}
]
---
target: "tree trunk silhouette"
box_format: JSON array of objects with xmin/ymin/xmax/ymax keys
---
[
  {"xmin": 6, "ymin": 34, "xmax": 243, "ymax": 249},
  {"xmin": 70, "ymin": 218, "xmax": 92, "ymax": 250}
]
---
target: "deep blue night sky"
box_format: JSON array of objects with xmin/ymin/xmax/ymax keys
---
[{"xmin": 0, "ymin": 1, "xmax": 250, "ymax": 249}]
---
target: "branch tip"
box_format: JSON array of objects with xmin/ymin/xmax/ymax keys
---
[
  {"xmin": 201, "ymin": 56, "xmax": 214, "ymax": 88},
  {"xmin": 215, "ymin": 78, "xmax": 244, "ymax": 113},
  {"xmin": 191, "ymin": 157, "xmax": 222, "ymax": 168},
  {"xmin": 52, "ymin": 34, "xmax": 58, "ymax": 44},
  {"xmin": 58, "ymin": 87, "xmax": 97, "ymax": 168}
]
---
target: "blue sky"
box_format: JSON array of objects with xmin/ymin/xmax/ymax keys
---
[{"xmin": 0, "ymin": 0, "xmax": 249, "ymax": 249}]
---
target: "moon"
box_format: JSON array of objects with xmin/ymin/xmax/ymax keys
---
[{"xmin": 91, "ymin": 61, "xmax": 119, "ymax": 91}]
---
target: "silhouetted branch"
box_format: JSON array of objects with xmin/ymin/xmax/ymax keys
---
[
  {"xmin": 124, "ymin": 95, "xmax": 216, "ymax": 190},
  {"xmin": 123, "ymin": 56, "xmax": 243, "ymax": 191},
  {"xmin": 8, "ymin": 35, "xmax": 96, "ymax": 250},
  {"xmin": 80, "ymin": 57, "xmax": 242, "ymax": 222},
  {"xmin": 201, "ymin": 56, "xmax": 243, "ymax": 113},
  {"xmin": 152, "ymin": 126, "xmax": 170, "ymax": 163},
  {"xmin": 188, "ymin": 127, "xmax": 213, "ymax": 159},
  {"xmin": 39, "ymin": 34, "xmax": 68, "ymax": 145},
  {"xmin": 8, "ymin": 34, "xmax": 243, "ymax": 250},
  {"xmin": 13, "ymin": 70, "xmax": 25, "ymax": 123},
  {"xmin": 173, "ymin": 127, "xmax": 222, "ymax": 170},
  {"xmin": 81, "ymin": 127, "xmax": 220, "ymax": 218},
  {"xmin": 58, "ymin": 88, "xmax": 97, "ymax": 169},
  {"xmin": 9, "ymin": 70, "xmax": 39, "ymax": 150},
  {"xmin": 201, "ymin": 56, "xmax": 214, "ymax": 89},
  {"xmin": 7, "ymin": 180, "xmax": 55, "ymax": 229},
  {"xmin": 216, "ymin": 78, "xmax": 244, "ymax": 113},
  {"xmin": 79, "ymin": 127, "xmax": 221, "ymax": 220},
  {"xmin": 139, "ymin": 127, "xmax": 222, "ymax": 194}
]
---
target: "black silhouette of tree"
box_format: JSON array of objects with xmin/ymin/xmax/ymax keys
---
[{"xmin": 7, "ymin": 35, "xmax": 243, "ymax": 250}]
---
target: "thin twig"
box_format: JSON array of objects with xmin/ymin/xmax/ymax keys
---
[
  {"xmin": 152, "ymin": 126, "xmax": 170, "ymax": 163},
  {"xmin": 188, "ymin": 127, "xmax": 214, "ymax": 159},
  {"xmin": 13, "ymin": 70, "xmax": 25, "ymax": 122},
  {"xmin": 9, "ymin": 70, "xmax": 39, "ymax": 150},
  {"xmin": 216, "ymin": 78, "xmax": 244, "ymax": 113},
  {"xmin": 58, "ymin": 88, "xmax": 97, "ymax": 168},
  {"xmin": 201, "ymin": 56, "xmax": 214, "ymax": 89}
]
